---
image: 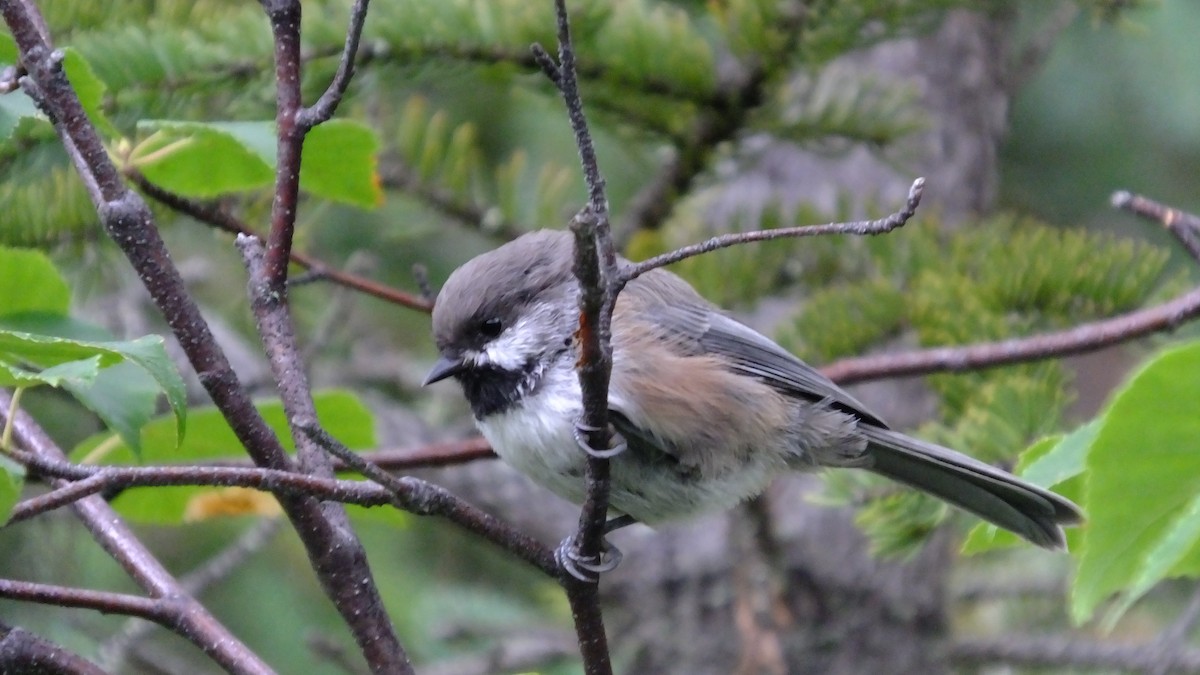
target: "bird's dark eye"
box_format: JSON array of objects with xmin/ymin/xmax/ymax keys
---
[{"xmin": 479, "ymin": 318, "xmax": 503, "ymax": 339}]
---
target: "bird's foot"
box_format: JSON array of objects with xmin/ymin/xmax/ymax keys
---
[
  {"xmin": 555, "ymin": 533, "xmax": 624, "ymax": 583},
  {"xmin": 573, "ymin": 420, "xmax": 627, "ymax": 459}
]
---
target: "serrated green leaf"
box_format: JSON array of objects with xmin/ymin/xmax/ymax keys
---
[
  {"xmin": 0, "ymin": 246, "xmax": 71, "ymax": 317},
  {"xmin": 61, "ymin": 47, "xmax": 117, "ymax": 138},
  {"xmin": 71, "ymin": 390, "xmax": 375, "ymax": 524},
  {"xmin": 135, "ymin": 119, "xmax": 380, "ymax": 206},
  {"xmin": 65, "ymin": 362, "xmax": 161, "ymax": 463},
  {"xmin": 0, "ymin": 91, "xmax": 43, "ymax": 141},
  {"xmin": 0, "ymin": 330, "xmax": 186, "ymax": 452},
  {"xmin": 0, "ymin": 331, "xmax": 123, "ymax": 369},
  {"xmin": 1018, "ymin": 419, "xmax": 1098, "ymax": 483},
  {"xmin": 301, "ymin": 119, "xmax": 381, "ymax": 208},
  {"xmin": 1105, "ymin": 491, "xmax": 1200, "ymax": 630},
  {"xmin": 109, "ymin": 335, "xmax": 187, "ymax": 448},
  {"xmin": 1072, "ymin": 341, "xmax": 1200, "ymax": 625},
  {"xmin": 0, "ymin": 453, "xmax": 24, "ymax": 523},
  {"xmin": 133, "ymin": 121, "xmax": 274, "ymax": 196},
  {"xmin": 0, "ymin": 356, "xmax": 102, "ymax": 388},
  {"xmin": 961, "ymin": 422, "xmax": 1092, "ymax": 554}
]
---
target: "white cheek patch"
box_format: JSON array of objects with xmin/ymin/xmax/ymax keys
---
[{"xmin": 478, "ymin": 317, "xmax": 541, "ymax": 371}]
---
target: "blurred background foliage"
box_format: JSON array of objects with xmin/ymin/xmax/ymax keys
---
[{"xmin": 1, "ymin": 0, "xmax": 1198, "ymax": 672}]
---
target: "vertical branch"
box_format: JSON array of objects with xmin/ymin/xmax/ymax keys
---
[
  {"xmin": 534, "ymin": 1, "xmax": 619, "ymax": 673},
  {"xmin": 253, "ymin": 2, "xmax": 410, "ymax": 670},
  {"xmin": 260, "ymin": 0, "xmax": 306, "ymax": 288}
]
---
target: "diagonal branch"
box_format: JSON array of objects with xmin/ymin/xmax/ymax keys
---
[
  {"xmin": 0, "ymin": 580, "xmax": 169, "ymax": 624},
  {"xmin": 99, "ymin": 520, "xmax": 284, "ymax": 670},
  {"xmin": 0, "ymin": 620, "xmax": 108, "ymax": 675},
  {"xmin": 297, "ymin": 424, "xmax": 557, "ymax": 575},
  {"xmin": 1113, "ymin": 190, "xmax": 1200, "ymax": 264},
  {"xmin": 949, "ymin": 634, "xmax": 1200, "ymax": 673},
  {"xmin": 0, "ymin": 389, "xmax": 271, "ymax": 675},
  {"xmin": 2, "ymin": 2, "xmax": 407, "ymax": 671},
  {"xmin": 823, "ymin": 191, "xmax": 1200, "ymax": 385},
  {"xmin": 238, "ymin": 232, "xmax": 408, "ymax": 673},
  {"xmin": 622, "ymin": 178, "xmax": 925, "ymax": 281},
  {"xmin": 822, "ymin": 285, "xmax": 1200, "ymax": 385},
  {"xmin": 298, "ymin": 0, "xmax": 371, "ymax": 129},
  {"xmin": 127, "ymin": 170, "xmax": 431, "ymax": 311}
]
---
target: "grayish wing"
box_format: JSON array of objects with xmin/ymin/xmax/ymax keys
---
[{"xmin": 622, "ymin": 270, "xmax": 889, "ymax": 428}]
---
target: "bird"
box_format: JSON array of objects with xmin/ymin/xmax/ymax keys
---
[{"xmin": 424, "ymin": 229, "xmax": 1081, "ymax": 575}]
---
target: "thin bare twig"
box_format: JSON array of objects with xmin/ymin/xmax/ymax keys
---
[
  {"xmin": 0, "ymin": 579, "xmax": 169, "ymax": 624},
  {"xmin": 622, "ymin": 177, "xmax": 926, "ymax": 281},
  {"xmin": 9, "ymin": 443, "xmax": 555, "ymax": 577},
  {"xmin": 297, "ymin": 424, "xmax": 557, "ymax": 575},
  {"xmin": 127, "ymin": 170, "xmax": 431, "ymax": 311},
  {"xmin": 0, "ymin": 8, "xmax": 400, "ymax": 672},
  {"xmin": 298, "ymin": 0, "xmax": 370, "ymax": 129},
  {"xmin": 533, "ymin": 0, "xmax": 617, "ymax": 671},
  {"xmin": 1113, "ymin": 190, "xmax": 1200, "ymax": 264},
  {"xmin": 261, "ymin": 0, "xmax": 306, "ymax": 287},
  {"xmin": 0, "ymin": 389, "xmax": 270, "ymax": 675},
  {"xmin": 7, "ymin": 455, "xmax": 392, "ymax": 524},
  {"xmin": 190, "ymin": 437, "xmax": 497, "ymax": 472},
  {"xmin": 824, "ymin": 185, "xmax": 1200, "ymax": 387},
  {"xmin": 949, "ymin": 634, "xmax": 1200, "ymax": 673},
  {"xmin": 823, "ymin": 285, "xmax": 1200, "ymax": 384},
  {"xmin": 361, "ymin": 437, "xmax": 496, "ymax": 468}
]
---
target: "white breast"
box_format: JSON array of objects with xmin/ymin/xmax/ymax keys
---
[
  {"xmin": 476, "ymin": 361, "xmax": 785, "ymax": 524},
  {"xmin": 477, "ymin": 365, "xmax": 591, "ymax": 505}
]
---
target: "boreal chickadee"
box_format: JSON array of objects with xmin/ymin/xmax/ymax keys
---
[{"xmin": 425, "ymin": 230, "xmax": 1081, "ymax": 567}]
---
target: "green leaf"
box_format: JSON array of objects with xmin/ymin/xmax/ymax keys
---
[
  {"xmin": 0, "ymin": 34, "xmax": 39, "ymax": 141},
  {"xmin": 0, "ymin": 453, "xmax": 25, "ymax": 524},
  {"xmin": 0, "ymin": 331, "xmax": 186, "ymax": 452},
  {"xmin": 0, "ymin": 90, "xmax": 42, "ymax": 141},
  {"xmin": 134, "ymin": 119, "xmax": 380, "ymax": 207},
  {"xmin": 0, "ymin": 314, "xmax": 114, "ymax": 341},
  {"xmin": 961, "ymin": 421, "xmax": 1094, "ymax": 554},
  {"xmin": 0, "ymin": 356, "xmax": 102, "ymax": 388},
  {"xmin": 107, "ymin": 335, "xmax": 188, "ymax": 449},
  {"xmin": 61, "ymin": 47, "xmax": 117, "ymax": 138},
  {"xmin": 301, "ymin": 119, "xmax": 382, "ymax": 208},
  {"xmin": 0, "ymin": 32, "xmax": 15, "ymax": 63},
  {"xmin": 1020, "ymin": 419, "xmax": 1098, "ymax": 485},
  {"xmin": 0, "ymin": 247, "xmax": 71, "ymax": 317},
  {"xmin": 1072, "ymin": 341, "xmax": 1200, "ymax": 625},
  {"xmin": 71, "ymin": 390, "xmax": 375, "ymax": 524},
  {"xmin": 1105, "ymin": 491, "xmax": 1200, "ymax": 629},
  {"xmin": 65, "ymin": 362, "xmax": 162, "ymax": 462},
  {"xmin": 0, "ymin": 331, "xmax": 121, "ymax": 369},
  {"xmin": 134, "ymin": 120, "xmax": 275, "ymax": 196}
]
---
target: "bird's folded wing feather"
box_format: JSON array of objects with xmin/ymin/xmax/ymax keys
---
[{"xmin": 620, "ymin": 270, "xmax": 889, "ymax": 429}]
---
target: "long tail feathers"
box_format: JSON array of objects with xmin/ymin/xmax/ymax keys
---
[{"xmin": 861, "ymin": 426, "xmax": 1082, "ymax": 549}]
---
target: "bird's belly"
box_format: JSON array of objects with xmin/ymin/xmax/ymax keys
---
[
  {"xmin": 478, "ymin": 388, "xmax": 591, "ymax": 505},
  {"xmin": 477, "ymin": 387, "xmax": 780, "ymax": 524}
]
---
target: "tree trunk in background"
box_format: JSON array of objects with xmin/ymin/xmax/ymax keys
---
[{"xmin": 424, "ymin": 9, "xmax": 1017, "ymax": 674}]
